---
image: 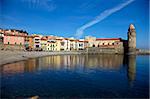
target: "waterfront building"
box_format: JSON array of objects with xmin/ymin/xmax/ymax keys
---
[
  {"xmin": 0, "ymin": 24, "xmax": 136, "ymax": 54},
  {"xmin": 2, "ymin": 29, "xmax": 28, "ymax": 50},
  {"xmin": 59, "ymin": 38, "xmax": 66, "ymax": 51},
  {"xmin": 85, "ymin": 36, "xmax": 125, "ymax": 54},
  {"xmin": 59, "ymin": 38, "xmax": 71, "ymax": 51},
  {"xmin": 85, "ymin": 36, "xmax": 96, "ymax": 47},
  {"xmin": 84, "ymin": 40, "xmax": 89, "ymax": 49},
  {"xmin": 25, "ymin": 35, "xmax": 34, "ymax": 50},
  {"xmin": 32, "ymin": 34, "xmax": 42, "ymax": 51},
  {"xmin": 85, "ymin": 36, "xmax": 123, "ymax": 48},
  {"xmin": 41, "ymin": 36, "xmax": 48, "ymax": 51},
  {"xmin": 65, "ymin": 38, "xmax": 71, "ymax": 51},
  {"xmin": 0, "ymin": 29, "xmax": 4, "ymax": 43},
  {"xmin": 55, "ymin": 38, "xmax": 63, "ymax": 51},
  {"xmin": 69, "ymin": 37, "xmax": 77, "ymax": 50},
  {"xmin": 77, "ymin": 39, "xmax": 85, "ymax": 50},
  {"xmin": 46, "ymin": 40, "xmax": 51, "ymax": 51},
  {"xmin": 75, "ymin": 39, "xmax": 89, "ymax": 50},
  {"xmin": 46, "ymin": 36, "xmax": 59, "ymax": 51},
  {"xmin": 47, "ymin": 40, "xmax": 57, "ymax": 51},
  {"xmin": 95, "ymin": 38, "xmax": 123, "ymax": 48},
  {"xmin": 0, "ymin": 30, "xmax": 4, "ymax": 50}
]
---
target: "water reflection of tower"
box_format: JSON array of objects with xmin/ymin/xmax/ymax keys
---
[{"xmin": 127, "ymin": 55, "xmax": 136, "ymax": 84}]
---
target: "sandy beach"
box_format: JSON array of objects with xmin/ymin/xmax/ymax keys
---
[{"xmin": 0, "ymin": 51, "xmax": 83, "ymax": 65}]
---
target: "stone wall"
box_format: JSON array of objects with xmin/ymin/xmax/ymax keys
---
[{"xmin": 86, "ymin": 47, "xmax": 124, "ymax": 54}]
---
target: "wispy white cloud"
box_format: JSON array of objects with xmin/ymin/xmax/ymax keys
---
[
  {"xmin": 75, "ymin": 0, "xmax": 134, "ymax": 38},
  {"xmin": 22, "ymin": 0, "xmax": 56, "ymax": 11},
  {"xmin": 0, "ymin": 15, "xmax": 20, "ymax": 23}
]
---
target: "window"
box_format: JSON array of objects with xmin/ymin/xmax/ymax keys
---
[
  {"xmin": 61, "ymin": 42, "xmax": 65, "ymax": 46},
  {"xmin": 8, "ymin": 42, "xmax": 10, "ymax": 44},
  {"xmin": 98, "ymin": 45, "xmax": 100, "ymax": 47},
  {"xmin": 103, "ymin": 43, "xmax": 104, "ymax": 45},
  {"xmin": 20, "ymin": 43, "xmax": 22, "ymax": 45},
  {"xmin": 79, "ymin": 44, "xmax": 83, "ymax": 47},
  {"xmin": 15, "ymin": 42, "xmax": 17, "ymax": 45},
  {"xmin": 36, "ymin": 45, "xmax": 39, "ymax": 48},
  {"xmin": 93, "ymin": 44, "xmax": 95, "ymax": 47}
]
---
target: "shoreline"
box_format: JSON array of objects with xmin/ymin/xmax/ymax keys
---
[
  {"xmin": 0, "ymin": 51, "xmax": 82, "ymax": 66},
  {"xmin": 0, "ymin": 50, "xmax": 149, "ymax": 66}
]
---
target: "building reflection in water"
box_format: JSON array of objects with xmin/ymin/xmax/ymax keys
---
[
  {"xmin": 1, "ymin": 61, "xmax": 25, "ymax": 76},
  {"xmin": 1, "ymin": 54, "xmax": 136, "ymax": 83},
  {"xmin": 127, "ymin": 55, "xmax": 136, "ymax": 85}
]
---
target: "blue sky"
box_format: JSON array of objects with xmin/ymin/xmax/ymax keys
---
[{"xmin": 0, "ymin": 0, "xmax": 149, "ymax": 49}]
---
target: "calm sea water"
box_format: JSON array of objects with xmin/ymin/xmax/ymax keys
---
[{"xmin": 0, "ymin": 55, "xmax": 149, "ymax": 98}]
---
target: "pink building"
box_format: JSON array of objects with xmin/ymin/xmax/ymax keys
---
[
  {"xmin": 4, "ymin": 35, "xmax": 25, "ymax": 45},
  {"xmin": 2, "ymin": 29, "xmax": 28, "ymax": 50}
]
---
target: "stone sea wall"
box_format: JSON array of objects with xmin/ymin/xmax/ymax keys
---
[{"xmin": 86, "ymin": 47, "xmax": 124, "ymax": 54}]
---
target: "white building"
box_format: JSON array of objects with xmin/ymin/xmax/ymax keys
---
[
  {"xmin": 60, "ymin": 38, "xmax": 71, "ymax": 51},
  {"xmin": 33, "ymin": 35, "xmax": 42, "ymax": 50},
  {"xmin": 69, "ymin": 37, "xmax": 77, "ymax": 50},
  {"xmin": 77, "ymin": 39, "xmax": 85, "ymax": 50}
]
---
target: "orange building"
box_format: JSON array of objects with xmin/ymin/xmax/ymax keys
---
[{"xmin": 25, "ymin": 35, "xmax": 34, "ymax": 50}]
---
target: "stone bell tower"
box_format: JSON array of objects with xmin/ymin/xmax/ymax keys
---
[{"xmin": 127, "ymin": 24, "xmax": 136, "ymax": 54}]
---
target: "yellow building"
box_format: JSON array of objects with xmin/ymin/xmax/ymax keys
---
[
  {"xmin": 55, "ymin": 38, "xmax": 62, "ymax": 51},
  {"xmin": 47, "ymin": 40, "xmax": 57, "ymax": 51}
]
